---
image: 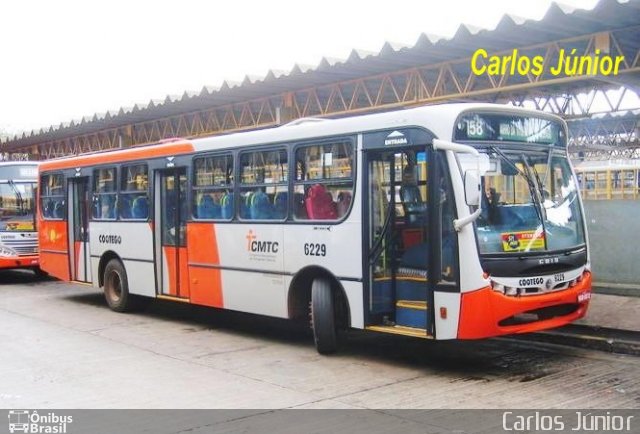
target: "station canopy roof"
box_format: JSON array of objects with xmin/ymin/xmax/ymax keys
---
[{"xmin": 3, "ymin": 0, "xmax": 639, "ymax": 149}]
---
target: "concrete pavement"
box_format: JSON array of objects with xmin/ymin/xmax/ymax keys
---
[
  {"xmin": 1, "ymin": 273, "xmax": 639, "ymax": 409},
  {"xmin": 578, "ymin": 292, "xmax": 640, "ymax": 332},
  {"xmin": 521, "ymin": 292, "xmax": 640, "ymax": 355}
]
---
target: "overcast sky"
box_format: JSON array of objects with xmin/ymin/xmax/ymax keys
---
[{"xmin": 0, "ymin": 0, "xmax": 602, "ymax": 136}]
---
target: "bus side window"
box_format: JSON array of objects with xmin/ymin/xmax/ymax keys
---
[
  {"xmin": 92, "ymin": 167, "xmax": 117, "ymax": 220},
  {"xmin": 40, "ymin": 173, "xmax": 65, "ymax": 220},
  {"xmin": 294, "ymin": 140, "xmax": 354, "ymax": 221},
  {"xmin": 120, "ymin": 164, "xmax": 149, "ymax": 220},
  {"xmin": 238, "ymin": 149, "xmax": 287, "ymax": 221},
  {"xmin": 193, "ymin": 154, "xmax": 233, "ymax": 221}
]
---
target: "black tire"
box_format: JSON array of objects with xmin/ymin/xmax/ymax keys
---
[
  {"xmin": 103, "ymin": 259, "xmax": 133, "ymax": 312},
  {"xmin": 32, "ymin": 267, "xmax": 48, "ymax": 278},
  {"xmin": 311, "ymin": 277, "xmax": 337, "ymax": 354}
]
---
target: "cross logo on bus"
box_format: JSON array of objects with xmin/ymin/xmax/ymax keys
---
[{"xmin": 246, "ymin": 230, "xmax": 257, "ymax": 251}]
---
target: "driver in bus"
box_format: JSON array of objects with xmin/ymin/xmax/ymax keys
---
[{"xmin": 400, "ymin": 164, "xmax": 425, "ymax": 225}]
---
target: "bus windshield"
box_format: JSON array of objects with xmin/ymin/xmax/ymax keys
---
[
  {"xmin": 474, "ymin": 149, "xmax": 585, "ymax": 255},
  {"xmin": 0, "ymin": 181, "xmax": 36, "ymax": 231}
]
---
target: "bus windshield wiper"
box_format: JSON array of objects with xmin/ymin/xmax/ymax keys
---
[
  {"xmin": 542, "ymin": 147, "xmax": 554, "ymax": 187},
  {"xmin": 7, "ymin": 180, "xmax": 25, "ymax": 215},
  {"xmin": 522, "ymin": 154, "xmax": 547, "ymax": 221},
  {"xmin": 489, "ymin": 147, "xmax": 544, "ymax": 226}
]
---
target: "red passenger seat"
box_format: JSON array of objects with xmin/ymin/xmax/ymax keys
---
[{"xmin": 305, "ymin": 184, "xmax": 337, "ymax": 220}]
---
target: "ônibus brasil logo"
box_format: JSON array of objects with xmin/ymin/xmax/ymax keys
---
[{"xmin": 7, "ymin": 410, "xmax": 73, "ymax": 433}]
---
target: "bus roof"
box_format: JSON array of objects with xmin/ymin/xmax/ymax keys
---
[
  {"xmin": 0, "ymin": 161, "xmax": 39, "ymax": 182},
  {"xmin": 39, "ymin": 103, "xmax": 565, "ymax": 171},
  {"xmin": 0, "ymin": 161, "xmax": 38, "ymax": 166}
]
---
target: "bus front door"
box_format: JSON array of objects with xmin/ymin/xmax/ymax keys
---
[
  {"xmin": 366, "ymin": 148, "xmax": 432, "ymax": 334},
  {"xmin": 68, "ymin": 177, "xmax": 92, "ymax": 283},
  {"xmin": 155, "ymin": 168, "xmax": 190, "ymax": 299}
]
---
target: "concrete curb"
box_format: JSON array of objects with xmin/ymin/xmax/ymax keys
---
[
  {"xmin": 593, "ymin": 283, "xmax": 640, "ymax": 298},
  {"xmin": 515, "ymin": 324, "xmax": 640, "ymax": 356}
]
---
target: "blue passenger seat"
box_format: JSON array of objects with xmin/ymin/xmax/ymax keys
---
[
  {"xmin": 249, "ymin": 191, "xmax": 273, "ymax": 219},
  {"xmin": 221, "ymin": 193, "xmax": 234, "ymax": 219},
  {"xmin": 197, "ymin": 195, "xmax": 220, "ymax": 219},
  {"xmin": 273, "ymin": 192, "xmax": 288, "ymax": 219},
  {"xmin": 132, "ymin": 196, "xmax": 149, "ymax": 219}
]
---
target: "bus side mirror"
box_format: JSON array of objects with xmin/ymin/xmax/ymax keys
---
[{"xmin": 464, "ymin": 170, "xmax": 480, "ymax": 206}]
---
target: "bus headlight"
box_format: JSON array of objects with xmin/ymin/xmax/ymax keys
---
[
  {"xmin": 505, "ymin": 286, "xmax": 518, "ymax": 296},
  {"xmin": 491, "ymin": 281, "xmax": 519, "ymax": 296},
  {"xmin": 0, "ymin": 246, "xmax": 17, "ymax": 257},
  {"xmin": 491, "ymin": 282, "xmax": 505, "ymax": 294}
]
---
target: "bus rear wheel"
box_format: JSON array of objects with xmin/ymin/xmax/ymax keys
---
[
  {"xmin": 310, "ymin": 277, "xmax": 337, "ymax": 354},
  {"xmin": 103, "ymin": 259, "xmax": 133, "ymax": 312}
]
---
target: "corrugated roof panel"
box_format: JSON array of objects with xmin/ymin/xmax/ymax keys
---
[{"xmin": 2, "ymin": 0, "xmax": 638, "ymax": 149}]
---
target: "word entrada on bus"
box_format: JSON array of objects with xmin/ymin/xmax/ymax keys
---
[
  {"xmin": 0, "ymin": 161, "xmax": 41, "ymax": 273},
  {"xmin": 38, "ymin": 103, "xmax": 591, "ymax": 354}
]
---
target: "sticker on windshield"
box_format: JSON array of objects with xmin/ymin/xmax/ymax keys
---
[{"xmin": 501, "ymin": 231, "xmax": 545, "ymax": 252}]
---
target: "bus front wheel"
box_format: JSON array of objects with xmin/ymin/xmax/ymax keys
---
[
  {"xmin": 103, "ymin": 259, "xmax": 133, "ymax": 312},
  {"xmin": 32, "ymin": 267, "xmax": 48, "ymax": 278},
  {"xmin": 310, "ymin": 277, "xmax": 337, "ymax": 354}
]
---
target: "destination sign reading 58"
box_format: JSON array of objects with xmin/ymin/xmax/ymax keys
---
[{"xmin": 455, "ymin": 113, "xmax": 565, "ymax": 146}]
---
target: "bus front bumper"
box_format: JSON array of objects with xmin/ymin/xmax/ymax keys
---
[
  {"xmin": 457, "ymin": 271, "xmax": 592, "ymax": 339},
  {"xmin": 0, "ymin": 255, "xmax": 39, "ymax": 270}
]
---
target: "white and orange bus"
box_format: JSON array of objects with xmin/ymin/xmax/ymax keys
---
[
  {"xmin": 38, "ymin": 103, "xmax": 591, "ymax": 353},
  {"xmin": 0, "ymin": 161, "xmax": 40, "ymax": 273}
]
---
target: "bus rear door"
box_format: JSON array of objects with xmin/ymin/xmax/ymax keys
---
[
  {"xmin": 68, "ymin": 177, "xmax": 92, "ymax": 283},
  {"xmin": 155, "ymin": 168, "xmax": 190, "ymax": 299}
]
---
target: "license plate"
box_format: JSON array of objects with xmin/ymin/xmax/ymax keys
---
[{"xmin": 577, "ymin": 291, "xmax": 591, "ymax": 302}]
